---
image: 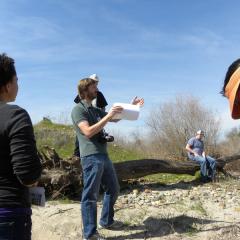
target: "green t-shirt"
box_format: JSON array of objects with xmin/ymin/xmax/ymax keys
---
[{"xmin": 71, "ymin": 100, "xmax": 107, "ymax": 157}]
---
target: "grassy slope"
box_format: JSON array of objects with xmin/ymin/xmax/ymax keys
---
[
  {"xmin": 34, "ymin": 119, "xmax": 199, "ymax": 183},
  {"xmin": 34, "ymin": 119, "xmax": 75, "ymax": 158},
  {"xmin": 34, "ymin": 119, "xmax": 144, "ymax": 161}
]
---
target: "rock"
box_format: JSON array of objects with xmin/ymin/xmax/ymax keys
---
[
  {"xmin": 219, "ymin": 202, "xmax": 226, "ymax": 209},
  {"xmin": 202, "ymin": 191, "xmax": 209, "ymax": 197},
  {"xmin": 132, "ymin": 189, "xmax": 139, "ymax": 197},
  {"xmin": 115, "ymin": 202, "xmax": 124, "ymax": 209},
  {"xmin": 121, "ymin": 198, "xmax": 128, "ymax": 204},
  {"xmin": 156, "ymin": 193, "xmax": 165, "ymax": 200},
  {"xmin": 144, "ymin": 188, "xmax": 152, "ymax": 193},
  {"xmin": 190, "ymin": 195, "xmax": 196, "ymax": 200}
]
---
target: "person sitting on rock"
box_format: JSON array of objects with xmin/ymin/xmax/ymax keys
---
[{"xmin": 186, "ymin": 130, "xmax": 216, "ymax": 182}]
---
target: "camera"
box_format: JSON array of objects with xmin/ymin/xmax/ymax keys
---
[{"xmin": 98, "ymin": 130, "xmax": 114, "ymax": 143}]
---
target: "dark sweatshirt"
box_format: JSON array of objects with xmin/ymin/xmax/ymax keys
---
[{"xmin": 0, "ymin": 102, "xmax": 42, "ymax": 208}]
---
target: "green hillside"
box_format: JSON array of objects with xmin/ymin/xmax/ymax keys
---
[
  {"xmin": 34, "ymin": 118, "xmax": 143, "ymax": 162},
  {"xmin": 34, "ymin": 118, "xmax": 75, "ymax": 159}
]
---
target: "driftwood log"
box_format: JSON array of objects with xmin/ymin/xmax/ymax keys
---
[
  {"xmin": 38, "ymin": 146, "xmax": 240, "ymax": 198},
  {"xmin": 114, "ymin": 154, "xmax": 240, "ymax": 180}
]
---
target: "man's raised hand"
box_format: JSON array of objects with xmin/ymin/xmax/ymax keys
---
[{"xmin": 131, "ymin": 96, "xmax": 144, "ymax": 106}]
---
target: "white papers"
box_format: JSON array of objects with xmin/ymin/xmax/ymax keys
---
[
  {"xmin": 112, "ymin": 103, "xmax": 140, "ymax": 120},
  {"xmin": 29, "ymin": 187, "xmax": 46, "ymax": 207}
]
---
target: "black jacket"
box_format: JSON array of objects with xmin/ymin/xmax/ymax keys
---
[{"xmin": 0, "ymin": 103, "xmax": 42, "ymax": 207}]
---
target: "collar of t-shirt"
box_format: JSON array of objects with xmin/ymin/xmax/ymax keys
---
[
  {"xmin": 81, "ymin": 100, "xmax": 93, "ymax": 109},
  {"xmin": 195, "ymin": 137, "xmax": 203, "ymax": 142}
]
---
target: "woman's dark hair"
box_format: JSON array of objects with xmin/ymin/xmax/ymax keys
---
[
  {"xmin": 0, "ymin": 53, "xmax": 16, "ymax": 89},
  {"xmin": 221, "ymin": 58, "xmax": 240, "ymax": 96}
]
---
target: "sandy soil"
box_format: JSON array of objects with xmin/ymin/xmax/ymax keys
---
[{"xmin": 32, "ymin": 178, "xmax": 240, "ymax": 240}]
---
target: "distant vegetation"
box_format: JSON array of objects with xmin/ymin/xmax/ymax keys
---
[
  {"xmin": 145, "ymin": 95, "xmax": 220, "ymax": 159},
  {"xmin": 33, "ymin": 95, "xmax": 239, "ymax": 184},
  {"xmin": 34, "ymin": 118, "xmax": 144, "ymax": 162},
  {"xmin": 34, "ymin": 95, "xmax": 223, "ymax": 161}
]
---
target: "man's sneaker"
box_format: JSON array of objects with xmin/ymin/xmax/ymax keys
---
[
  {"xmin": 98, "ymin": 220, "xmax": 124, "ymax": 230},
  {"xmin": 83, "ymin": 232, "xmax": 105, "ymax": 240},
  {"xmin": 200, "ymin": 175, "xmax": 211, "ymax": 183}
]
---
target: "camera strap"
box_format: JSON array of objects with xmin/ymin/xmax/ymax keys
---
[
  {"xmin": 79, "ymin": 100, "xmax": 111, "ymax": 141},
  {"xmin": 79, "ymin": 100, "xmax": 101, "ymax": 125}
]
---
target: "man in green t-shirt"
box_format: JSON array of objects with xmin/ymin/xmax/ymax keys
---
[
  {"xmin": 72, "ymin": 74, "xmax": 108, "ymax": 159},
  {"xmin": 71, "ymin": 77, "xmax": 144, "ymax": 240}
]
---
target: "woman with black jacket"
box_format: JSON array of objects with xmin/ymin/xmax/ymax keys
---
[{"xmin": 0, "ymin": 53, "xmax": 42, "ymax": 240}]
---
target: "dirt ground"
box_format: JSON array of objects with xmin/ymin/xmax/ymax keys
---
[{"xmin": 32, "ymin": 178, "xmax": 240, "ymax": 240}]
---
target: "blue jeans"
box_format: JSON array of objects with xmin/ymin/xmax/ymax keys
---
[
  {"xmin": 0, "ymin": 215, "xmax": 31, "ymax": 240},
  {"xmin": 80, "ymin": 153, "xmax": 120, "ymax": 238},
  {"xmin": 192, "ymin": 155, "xmax": 216, "ymax": 179}
]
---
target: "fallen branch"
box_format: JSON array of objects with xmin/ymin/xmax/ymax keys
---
[{"xmin": 38, "ymin": 146, "xmax": 240, "ymax": 198}]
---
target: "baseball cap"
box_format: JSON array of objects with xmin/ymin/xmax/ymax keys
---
[
  {"xmin": 89, "ymin": 74, "xmax": 99, "ymax": 82},
  {"xmin": 197, "ymin": 130, "xmax": 204, "ymax": 135}
]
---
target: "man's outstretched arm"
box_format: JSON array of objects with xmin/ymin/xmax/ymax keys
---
[{"xmin": 78, "ymin": 106, "xmax": 123, "ymax": 138}]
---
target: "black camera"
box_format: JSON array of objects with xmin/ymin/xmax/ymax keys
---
[{"xmin": 98, "ymin": 130, "xmax": 114, "ymax": 143}]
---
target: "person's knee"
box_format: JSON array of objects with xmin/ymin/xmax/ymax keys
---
[
  {"xmin": 195, "ymin": 156, "xmax": 206, "ymax": 163},
  {"xmin": 206, "ymin": 156, "xmax": 216, "ymax": 163},
  {"xmin": 82, "ymin": 189, "xmax": 99, "ymax": 202},
  {"xmin": 81, "ymin": 198, "xmax": 98, "ymax": 205}
]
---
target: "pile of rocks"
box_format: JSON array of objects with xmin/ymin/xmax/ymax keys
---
[{"xmin": 116, "ymin": 181, "xmax": 240, "ymax": 210}]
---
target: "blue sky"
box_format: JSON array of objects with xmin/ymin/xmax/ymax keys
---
[{"xmin": 1, "ymin": 0, "xmax": 240, "ymax": 136}]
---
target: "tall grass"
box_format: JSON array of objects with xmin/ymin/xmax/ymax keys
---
[
  {"xmin": 34, "ymin": 119, "xmax": 144, "ymax": 161},
  {"xmin": 34, "ymin": 119, "xmax": 75, "ymax": 158}
]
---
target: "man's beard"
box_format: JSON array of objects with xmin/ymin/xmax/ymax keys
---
[{"xmin": 87, "ymin": 91, "xmax": 97, "ymax": 101}]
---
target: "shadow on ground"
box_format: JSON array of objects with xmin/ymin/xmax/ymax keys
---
[
  {"xmin": 120, "ymin": 178, "xmax": 205, "ymax": 194},
  {"xmin": 107, "ymin": 215, "xmax": 237, "ymax": 240}
]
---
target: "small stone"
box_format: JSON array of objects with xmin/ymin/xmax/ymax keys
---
[
  {"xmin": 144, "ymin": 189, "xmax": 151, "ymax": 193},
  {"xmin": 116, "ymin": 202, "xmax": 124, "ymax": 208},
  {"xmin": 121, "ymin": 198, "xmax": 128, "ymax": 204},
  {"xmin": 202, "ymin": 192, "xmax": 209, "ymax": 197},
  {"xmin": 219, "ymin": 202, "xmax": 226, "ymax": 209},
  {"xmin": 132, "ymin": 189, "xmax": 139, "ymax": 197}
]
